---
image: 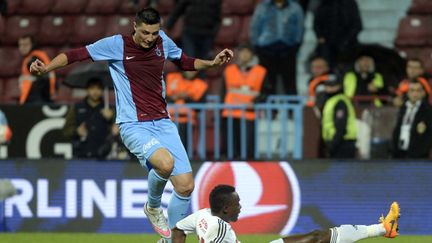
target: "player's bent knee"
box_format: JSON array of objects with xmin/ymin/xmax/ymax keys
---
[{"xmin": 175, "ymin": 181, "xmax": 195, "ymax": 196}]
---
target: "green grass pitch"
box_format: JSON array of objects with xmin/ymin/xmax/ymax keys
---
[{"xmin": 0, "ymin": 234, "xmax": 430, "ymax": 243}]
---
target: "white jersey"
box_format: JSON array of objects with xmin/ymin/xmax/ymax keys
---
[{"xmin": 176, "ymin": 208, "xmax": 240, "ymax": 243}]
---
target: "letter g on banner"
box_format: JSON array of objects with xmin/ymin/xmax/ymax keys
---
[{"xmin": 26, "ymin": 105, "xmax": 71, "ymax": 159}]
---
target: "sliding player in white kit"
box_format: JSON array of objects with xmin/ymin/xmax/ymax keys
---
[
  {"xmin": 173, "ymin": 185, "xmax": 241, "ymax": 243},
  {"xmin": 172, "ymin": 185, "xmax": 400, "ymax": 243}
]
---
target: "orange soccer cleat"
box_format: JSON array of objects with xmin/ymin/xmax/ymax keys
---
[{"xmin": 380, "ymin": 202, "xmax": 400, "ymax": 238}]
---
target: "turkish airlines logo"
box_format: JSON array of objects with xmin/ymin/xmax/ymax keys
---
[{"xmin": 193, "ymin": 162, "xmax": 301, "ymax": 235}]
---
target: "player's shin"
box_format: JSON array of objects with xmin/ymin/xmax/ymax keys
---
[
  {"xmin": 330, "ymin": 224, "xmax": 386, "ymax": 243},
  {"xmin": 148, "ymin": 169, "xmax": 169, "ymax": 208},
  {"xmin": 168, "ymin": 191, "xmax": 191, "ymax": 229}
]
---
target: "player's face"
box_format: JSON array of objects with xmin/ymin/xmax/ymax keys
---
[
  {"xmin": 18, "ymin": 37, "xmax": 32, "ymax": 56},
  {"xmin": 226, "ymin": 192, "xmax": 241, "ymax": 222},
  {"xmin": 133, "ymin": 22, "xmax": 160, "ymax": 49}
]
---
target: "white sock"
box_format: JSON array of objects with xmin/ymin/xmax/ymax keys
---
[
  {"xmin": 330, "ymin": 224, "xmax": 386, "ymax": 243},
  {"xmin": 269, "ymin": 239, "xmax": 284, "ymax": 243}
]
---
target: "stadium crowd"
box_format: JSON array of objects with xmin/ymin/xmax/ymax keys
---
[{"xmin": 0, "ymin": 0, "xmax": 432, "ymax": 160}]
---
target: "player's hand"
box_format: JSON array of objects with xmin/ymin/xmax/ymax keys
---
[
  {"xmin": 213, "ymin": 49, "xmax": 234, "ymax": 66},
  {"xmin": 29, "ymin": 59, "xmax": 47, "ymax": 76}
]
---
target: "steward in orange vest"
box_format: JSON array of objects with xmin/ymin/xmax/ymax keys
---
[
  {"xmin": 222, "ymin": 44, "xmax": 266, "ymax": 159},
  {"xmin": 166, "ymin": 71, "xmax": 208, "ymax": 124},
  {"xmin": 18, "ymin": 36, "xmax": 56, "ymax": 105},
  {"xmin": 306, "ymin": 57, "xmax": 332, "ymax": 109}
]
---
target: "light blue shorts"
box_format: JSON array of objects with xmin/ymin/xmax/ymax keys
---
[{"xmin": 119, "ymin": 119, "xmax": 192, "ymax": 176}]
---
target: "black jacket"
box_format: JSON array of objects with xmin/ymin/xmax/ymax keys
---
[
  {"xmin": 392, "ymin": 101, "xmax": 432, "ymax": 158},
  {"xmin": 314, "ymin": 0, "xmax": 362, "ymax": 50},
  {"xmin": 165, "ymin": 0, "xmax": 221, "ymax": 36},
  {"xmin": 63, "ymin": 98, "xmax": 114, "ymax": 158}
]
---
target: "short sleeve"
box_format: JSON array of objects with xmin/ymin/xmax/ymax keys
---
[
  {"xmin": 86, "ymin": 35, "xmax": 124, "ymax": 61},
  {"xmin": 176, "ymin": 212, "xmax": 198, "ymax": 234},
  {"xmin": 160, "ymin": 30, "xmax": 182, "ymax": 61},
  {"xmin": 203, "ymin": 221, "xmax": 231, "ymax": 243}
]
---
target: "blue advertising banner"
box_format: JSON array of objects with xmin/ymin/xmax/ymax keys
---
[{"xmin": 0, "ymin": 160, "xmax": 431, "ymax": 235}]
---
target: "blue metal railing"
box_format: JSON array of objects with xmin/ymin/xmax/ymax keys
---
[{"xmin": 169, "ymin": 95, "xmax": 305, "ymax": 160}]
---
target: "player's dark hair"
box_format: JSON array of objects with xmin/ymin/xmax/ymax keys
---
[
  {"xmin": 135, "ymin": 7, "xmax": 161, "ymax": 25},
  {"xmin": 209, "ymin": 185, "xmax": 235, "ymax": 214}
]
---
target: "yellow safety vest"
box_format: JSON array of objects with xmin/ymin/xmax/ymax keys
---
[
  {"xmin": 343, "ymin": 71, "xmax": 384, "ymax": 107},
  {"xmin": 322, "ymin": 94, "xmax": 357, "ymax": 141}
]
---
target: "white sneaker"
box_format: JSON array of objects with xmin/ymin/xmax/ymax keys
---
[
  {"xmin": 144, "ymin": 202, "xmax": 171, "ymax": 239},
  {"xmin": 157, "ymin": 238, "xmax": 169, "ymax": 243}
]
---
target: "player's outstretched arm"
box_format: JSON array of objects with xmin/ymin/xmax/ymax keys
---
[
  {"xmin": 172, "ymin": 227, "xmax": 186, "ymax": 243},
  {"xmin": 194, "ymin": 48, "xmax": 234, "ymax": 70},
  {"xmin": 30, "ymin": 53, "xmax": 68, "ymax": 76}
]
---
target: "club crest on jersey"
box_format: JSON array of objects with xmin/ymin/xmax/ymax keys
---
[
  {"xmin": 155, "ymin": 46, "xmax": 162, "ymax": 57},
  {"xmin": 193, "ymin": 161, "xmax": 301, "ymax": 235}
]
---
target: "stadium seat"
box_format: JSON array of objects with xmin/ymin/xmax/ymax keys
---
[
  {"xmin": 222, "ymin": 0, "xmax": 256, "ymax": 15},
  {"xmin": 5, "ymin": 0, "xmax": 21, "ymax": 15},
  {"xmin": 0, "ymin": 48, "xmax": 21, "ymax": 77},
  {"xmin": 38, "ymin": 16, "xmax": 73, "ymax": 46},
  {"xmin": 238, "ymin": 16, "xmax": 251, "ymax": 44},
  {"xmin": 50, "ymin": 0, "xmax": 88, "ymax": 14},
  {"xmin": 105, "ymin": 16, "xmax": 134, "ymax": 37},
  {"xmin": 69, "ymin": 16, "xmax": 107, "ymax": 45},
  {"xmin": 39, "ymin": 47, "xmax": 59, "ymax": 60},
  {"xmin": 1, "ymin": 16, "xmax": 40, "ymax": 45},
  {"xmin": 399, "ymin": 47, "xmax": 432, "ymax": 73},
  {"xmin": 161, "ymin": 15, "xmax": 183, "ymax": 41},
  {"xmin": 53, "ymin": 84, "xmax": 73, "ymax": 103},
  {"xmin": 17, "ymin": 0, "xmax": 53, "ymax": 15},
  {"xmin": 85, "ymin": 0, "xmax": 121, "ymax": 14},
  {"xmin": 408, "ymin": 0, "xmax": 432, "ymax": 15},
  {"xmin": 395, "ymin": 16, "xmax": 432, "ymax": 47},
  {"xmin": 156, "ymin": 0, "xmax": 175, "ymax": 15},
  {"xmin": 3, "ymin": 77, "xmax": 20, "ymax": 102},
  {"xmin": 0, "ymin": 17, "xmax": 4, "ymax": 37},
  {"xmin": 206, "ymin": 77, "xmax": 224, "ymax": 95},
  {"xmin": 118, "ymin": 0, "xmax": 149, "ymax": 14},
  {"xmin": 215, "ymin": 16, "xmax": 242, "ymax": 46}
]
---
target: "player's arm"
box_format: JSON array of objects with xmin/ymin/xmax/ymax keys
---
[
  {"xmin": 29, "ymin": 48, "xmax": 90, "ymax": 75},
  {"xmin": 172, "ymin": 227, "xmax": 187, "ymax": 243},
  {"xmin": 193, "ymin": 49, "xmax": 234, "ymax": 70}
]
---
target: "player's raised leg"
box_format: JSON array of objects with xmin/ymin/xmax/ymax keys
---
[
  {"xmin": 144, "ymin": 148, "xmax": 174, "ymax": 239},
  {"xmin": 168, "ymin": 173, "xmax": 194, "ymax": 228}
]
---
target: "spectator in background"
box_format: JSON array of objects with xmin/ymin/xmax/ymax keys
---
[
  {"xmin": 343, "ymin": 55, "xmax": 385, "ymax": 107},
  {"xmin": 393, "ymin": 58, "xmax": 431, "ymax": 107},
  {"xmin": 166, "ymin": 71, "xmax": 208, "ymax": 147},
  {"xmin": 63, "ymin": 78, "xmax": 116, "ymax": 159},
  {"xmin": 392, "ymin": 81, "xmax": 432, "ymax": 159},
  {"xmin": 321, "ymin": 76, "xmax": 357, "ymax": 159},
  {"xmin": 222, "ymin": 44, "xmax": 267, "ymax": 159},
  {"xmin": 250, "ymin": 0, "xmax": 304, "ymax": 95},
  {"xmin": 18, "ymin": 35, "xmax": 56, "ymax": 105},
  {"xmin": 306, "ymin": 56, "xmax": 332, "ymax": 110},
  {"xmin": 313, "ymin": 0, "xmax": 362, "ymax": 68},
  {"xmin": 165, "ymin": 0, "xmax": 222, "ymax": 59},
  {"xmin": 0, "ymin": 0, "xmax": 7, "ymax": 16},
  {"xmin": 0, "ymin": 109, "xmax": 12, "ymax": 144}
]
